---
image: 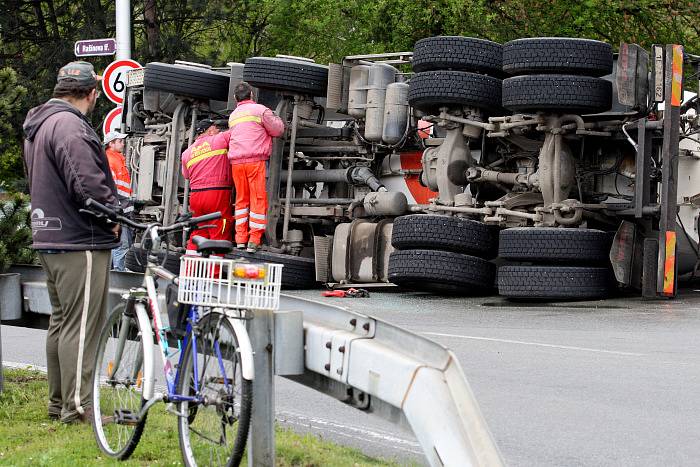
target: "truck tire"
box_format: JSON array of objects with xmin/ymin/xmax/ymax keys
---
[
  {"xmin": 502, "ymin": 38, "xmax": 613, "ymax": 77},
  {"xmin": 243, "ymin": 57, "xmax": 328, "ymax": 96},
  {"xmin": 144, "ymin": 63, "xmax": 230, "ymax": 101},
  {"xmin": 392, "ymin": 215, "xmax": 495, "ymax": 257},
  {"xmin": 502, "ymin": 75, "xmax": 612, "ymax": 114},
  {"xmin": 408, "ymin": 71, "xmax": 502, "ymax": 113},
  {"xmin": 498, "ymin": 265, "xmax": 612, "ymax": 299},
  {"xmin": 498, "ymin": 228, "xmax": 611, "ymax": 263},
  {"xmin": 388, "ymin": 249, "xmax": 496, "ymax": 294},
  {"xmin": 124, "ymin": 246, "xmax": 181, "ymax": 274},
  {"xmin": 225, "ymin": 249, "xmax": 317, "ymax": 290},
  {"xmin": 412, "ymin": 36, "xmax": 503, "ymax": 75}
]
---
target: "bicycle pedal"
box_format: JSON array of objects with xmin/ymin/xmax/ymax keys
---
[
  {"xmin": 114, "ymin": 409, "xmax": 140, "ymax": 426},
  {"xmin": 208, "ymin": 376, "xmax": 227, "ymax": 384}
]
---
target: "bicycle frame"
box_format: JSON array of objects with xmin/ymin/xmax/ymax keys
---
[{"xmin": 116, "ymin": 224, "xmax": 235, "ymax": 407}]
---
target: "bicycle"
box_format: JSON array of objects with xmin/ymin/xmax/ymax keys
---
[{"xmin": 84, "ymin": 198, "xmax": 282, "ymax": 466}]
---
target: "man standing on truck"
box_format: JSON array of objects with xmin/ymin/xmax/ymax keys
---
[
  {"xmin": 103, "ymin": 130, "xmax": 132, "ymax": 271},
  {"xmin": 181, "ymin": 119, "xmax": 234, "ymax": 252},
  {"xmin": 228, "ymin": 82, "xmax": 285, "ymax": 252},
  {"xmin": 22, "ymin": 61, "xmax": 120, "ymax": 424}
]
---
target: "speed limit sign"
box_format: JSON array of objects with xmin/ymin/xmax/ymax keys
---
[
  {"xmin": 102, "ymin": 59, "xmax": 141, "ymax": 105},
  {"xmin": 102, "ymin": 107, "xmax": 123, "ymax": 137}
]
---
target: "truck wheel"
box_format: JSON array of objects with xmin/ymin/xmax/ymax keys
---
[
  {"xmin": 498, "ymin": 265, "xmax": 613, "ymax": 299},
  {"xmin": 498, "ymin": 228, "xmax": 611, "ymax": 263},
  {"xmin": 388, "ymin": 249, "xmax": 496, "ymax": 294},
  {"xmin": 502, "ymin": 75, "xmax": 612, "ymax": 114},
  {"xmin": 392, "ymin": 215, "xmax": 495, "ymax": 257},
  {"xmin": 408, "ymin": 71, "xmax": 502, "ymax": 113},
  {"xmin": 225, "ymin": 249, "xmax": 317, "ymax": 289},
  {"xmin": 144, "ymin": 63, "xmax": 230, "ymax": 102},
  {"xmin": 243, "ymin": 57, "xmax": 328, "ymax": 96},
  {"xmin": 124, "ymin": 246, "xmax": 181, "ymax": 274},
  {"xmin": 412, "ymin": 36, "xmax": 503, "ymax": 75},
  {"xmin": 502, "ymin": 38, "xmax": 613, "ymax": 77}
]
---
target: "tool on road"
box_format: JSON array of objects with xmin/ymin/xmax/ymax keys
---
[{"xmin": 321, "ymin": 288, "xmax": 370, "ymax": 298}]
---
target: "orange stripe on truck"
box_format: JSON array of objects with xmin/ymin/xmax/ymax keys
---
[
  {"xmin": 671, "ymin": 45, "xmax": 683, "ymax": 107},
  {"xmin": 663, "ymin": 230, "xmax": 676, "ymax": 295}
]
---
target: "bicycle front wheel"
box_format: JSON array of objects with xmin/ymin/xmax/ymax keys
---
[
  {"xmin": 92, "ymin": 303, "xmax": 150, "ymax": 459},
  {"xmin": 178, "ymin": 311, "xmax": 252, "ymax": 467}
]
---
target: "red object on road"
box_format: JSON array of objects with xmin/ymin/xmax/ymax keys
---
[{"xmin": 321, "ymin": 288, "xmax": 370, "ymax": 298}]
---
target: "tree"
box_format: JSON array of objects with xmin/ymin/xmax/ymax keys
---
[{"xmin": 0, "ymin": 67, "xmax": 27, "ymax": 192}]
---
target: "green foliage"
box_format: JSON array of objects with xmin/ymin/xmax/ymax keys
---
[
  {"xmin": 0, "ymin": 194, "xmax": 35, "ymax": 272},
  {"xmin": 0, "ymin": 68, "xmax": 27, "ymax": 190}
]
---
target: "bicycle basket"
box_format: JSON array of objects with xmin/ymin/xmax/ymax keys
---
[{"xmin": 177, "ymin": 256, "xmax": 282, "ymax": 311}]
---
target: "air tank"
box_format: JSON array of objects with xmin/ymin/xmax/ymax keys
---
[
  {"xmin": 348, "ymin": 65, "xmax": 370, "ymax": 118},
  {"xmin": 364, "ymin": 63, "xmax": 397, "ymax": 142},
  {"xmin": 381, "ymin": 82, "xmax": 409, "ymax": 144}
]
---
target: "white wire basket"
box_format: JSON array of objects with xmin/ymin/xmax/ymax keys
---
[{"xmin": 177, "ymin": 256, "xmax": 283, "ymax": 311}]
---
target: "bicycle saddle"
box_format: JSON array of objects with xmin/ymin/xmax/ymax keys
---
[{"xmin": 192, "ymin": 236, "xmax": 233, "ymax": 255}]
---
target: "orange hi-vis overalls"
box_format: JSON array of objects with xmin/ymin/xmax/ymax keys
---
[
  {"xmin": 106, "ymin": 148, "xmax": 131, "ymax": 198},
  {"xmin": 228, "ymin": 99, "xmax": 285, "ymax": 245},
  {"xmin": 181, "ymin": 131, "xmax": 234, "ymax": 252}
]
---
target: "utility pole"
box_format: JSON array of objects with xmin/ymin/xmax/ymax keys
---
[{"xmin": 115, "ymin": 0, "xmax": 131, "ymax": 60}]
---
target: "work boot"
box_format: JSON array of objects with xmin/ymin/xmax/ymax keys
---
[
  {"xmin": 236, "ymin": 243, "xmax": 246, "ymax": 250},
  {"xmin": 246, "ymin": 242, "xmax": 260, "ymax": 253}
]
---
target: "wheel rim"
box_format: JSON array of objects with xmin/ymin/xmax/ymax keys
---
[
  {"xmin": 180, "ymin": 315, "xmax": 245, "ymax": 466},
  {"xmin": 93, "ymin": 307, "xmax": 145, "ymax": 456}
]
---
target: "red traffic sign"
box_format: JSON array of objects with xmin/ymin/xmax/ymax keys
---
[
  {"xmin": 102, "ymin": 59, "xmax": 142, "ymax": 105},
  {"xmin": 102, "ymin": 107, "xmax": 123, "ymax": 137}
]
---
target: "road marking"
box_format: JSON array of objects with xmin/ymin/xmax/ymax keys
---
[
  {"xmin": 422, "ymin": 332, "xmax": 645, "ymax": 356},
  {"xmin": 278, "ymin": 410, "xmax": 423, "ymax": 455}
]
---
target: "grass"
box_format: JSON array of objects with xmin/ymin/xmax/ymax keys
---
[{"xmin": 0, "ymin": 368, "xmax": 398, "ymax": 466}]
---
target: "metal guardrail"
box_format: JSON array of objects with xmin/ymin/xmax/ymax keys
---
[{"xmin": 10, "ymin": 265, "xmax": 503, "ymax": 466}]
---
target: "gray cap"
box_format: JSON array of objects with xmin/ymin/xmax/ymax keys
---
[
  {"xmin": 57, "ymin": 61, "xmax": 102, "ymax": 86},
  {"xmin": 103, "ymin": 130, "xmax": 127, "ymax": 145}
]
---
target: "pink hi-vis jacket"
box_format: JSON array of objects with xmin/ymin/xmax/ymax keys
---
[
  {"xmin": 181, "ymin": 131, "xmax": 233, "ymax": 190},
  {"xmin": 228, "ymin": 100, "xmax": 285, "ymax": 165}
]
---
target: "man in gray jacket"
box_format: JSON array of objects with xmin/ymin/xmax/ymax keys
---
[{"xmin": 23, "ymin": 61, "xmax": 120, "ymax": 423}]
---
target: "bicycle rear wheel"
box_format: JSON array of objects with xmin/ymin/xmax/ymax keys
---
[
  {"xmin": 92, "ymin": 303, "xmax": 150, "ymax": 459},
  {"xmin": 178, "ymin": 311, "xmax": 252, "ymax": 467}
]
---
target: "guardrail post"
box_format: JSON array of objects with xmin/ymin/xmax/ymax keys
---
[{"xmin": 247, "ymin": 309, "xmax": 275, "ymax": 466}]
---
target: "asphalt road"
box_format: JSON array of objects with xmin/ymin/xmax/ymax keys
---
[{"xmin": 5, "ymin": 289, "xmax": 700, "ymax": 466}]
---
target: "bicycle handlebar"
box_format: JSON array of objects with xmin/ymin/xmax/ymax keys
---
[{"xmin": 83, "ymin": 198, "xmax": 221, "ymax": 233}]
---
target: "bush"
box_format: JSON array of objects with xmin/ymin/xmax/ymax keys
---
[{"xmin": 0, "ymin": 194, "xmax": 35, "ymax": 272}]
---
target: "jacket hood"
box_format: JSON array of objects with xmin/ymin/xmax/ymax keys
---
[{"xmin": 23, "ymin": 98, "xmax": 86, "ymax": 141}]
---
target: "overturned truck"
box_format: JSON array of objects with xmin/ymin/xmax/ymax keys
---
[{"xmin": 120, "ymin": 37, "xmax": 700, "ymax": 299}]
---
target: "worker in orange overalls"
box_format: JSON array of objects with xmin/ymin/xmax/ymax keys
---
[
  {"xmin": 228, "ymin": 82, "xmax": 285, "ymax": 252},
  {"xmin": 181, "ymin": 120, "xmax": 234, "ymax": 253},
  {"xmin": 104, "ymin": 130, "xmax": 132, "ymax": 270}
]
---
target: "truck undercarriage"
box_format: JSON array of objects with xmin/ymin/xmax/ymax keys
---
[{"xmin": 119, "ymin": 37, "xmax": 700, "ymax": 300}]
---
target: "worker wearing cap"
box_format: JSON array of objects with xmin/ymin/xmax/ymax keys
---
[
  {"xmin": 23, "ymin": 61, "xmax": 119, "ymax": 424},
  {"xmin": 181, "ymin": 120, "xmax": 234, "ymax": 253},
  {"xmin": 228, "ymin": 82, "xmax": 285, "ymax": 252},
  {"xmin": 104, "ymin": 131, "xmax": 132, "ymax": 271}
]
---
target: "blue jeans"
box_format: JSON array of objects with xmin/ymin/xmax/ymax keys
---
[{"xmin": 111, "ymin": 227, "xmax": 132, "ymax": 271}]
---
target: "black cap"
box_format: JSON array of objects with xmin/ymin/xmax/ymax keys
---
[
  {"xmin": 57, "ymin": 61, "xmax": 102, "ymax": 86},
  {"xmin": 195, "ymin": 119, "xmax": 215, "ymax": 134}
]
